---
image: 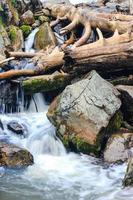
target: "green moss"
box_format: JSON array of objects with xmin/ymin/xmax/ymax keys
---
[
  {"xmin": 22, "ymin": 75, "xmax": 69, "ymax": 94},
  {"xmin": 11, "ymin": 0, "xmax": 17, "ymax": 7},
  {"xmin": 106, "ymin": 111, "xmax": 123, "ymax": 134},
  {"xmin": 57, "ymin": 111, "xmax": 123, "ymax": 156},
  {"xmin": 20, "ymin": 25, "xmax": 31, "ymax": 38},
  {"xmin": 8, "ymin": 25, "xmax": 17, "ymax": 42}
]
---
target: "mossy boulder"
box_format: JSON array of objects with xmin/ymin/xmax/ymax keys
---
[
  {"xmin": 34, "ymin": 22, "xmax": 57, "ymax": 50},
  {"xmin": 47, "ymin": 70, "xmax": 122, "ymax": 156},
  {"xmin": 21, "ymin": 10, "xmax": 35, "ymax": 25},
  {"xmin": 20, "ymin": 25, "xmax": 31, "ymax": 38},
  {"xmin": 0, "ymin": 24, "xmax": 10, "ymax": 55},
  {"xmin": 0, "ymin": 142, "xmax": 33, "ymax": 168},
  {"xmin": 8, "ymin": 25, "xmax": 24, "ymax": 50}
]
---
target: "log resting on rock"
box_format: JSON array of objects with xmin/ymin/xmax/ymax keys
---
[
  {"xmin": 41, "ymin": 3, "xmax": 133, "ymax": 47},
  {"xmin": 22, "ymin": 72, "xmax": 70, "ymax": 94}
]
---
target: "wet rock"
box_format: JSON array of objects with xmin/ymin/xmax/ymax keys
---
[
  {"xmin": 104, "ymin": 131, "xmax": 133, "ymax": 163},
  {"xmin": 0, "ymin": 24, "xmax": 10, "ymax": 55},
  {"xmin": 0, "ymin": 81, "xmax": 19, "ymax": 113},
  {"xmin": 34, "ymin": 22, "xmax": 57, "ymax": 50},
  {"xmin": 7, "ymin": 121, "xmax": 28, "ymax": 136},
  {"xmin": 0, "ymin": 142, "xmax": 33, "ymax": 168},
  {"xmin": 116, "ymin": 85, "xmax": 133, "ymax": 124},
  {"xmin": 47, "ymin": 70, "xmax": 122, "ymax": 155},
  {"xmin": 21, "ymin": 10, "xmax": 35, "ymax": 25},
  {"xmin": 8, "ymin": 25, "xmax": 24, "ymax": 51},
  {"xmin": 123, "ymin": 158, "xmax": 133, "ymax": 187}
]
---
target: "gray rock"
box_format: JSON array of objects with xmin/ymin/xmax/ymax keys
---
[
  {"xmin": 104, "ymin": 131, "xmax": 133, "ymax": 163},
  {"xmin": 47, "ymin": 70, "xmax": 122, "ymax": 155}
]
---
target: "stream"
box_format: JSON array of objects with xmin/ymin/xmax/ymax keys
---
[{"xmin": 1, "ymin": 2, "xmax": 133, "ymax": 199}]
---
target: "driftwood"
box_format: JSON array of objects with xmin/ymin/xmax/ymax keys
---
[
  {"xmin": 22, "ymin": 72, "xmax": 70, "ymax": 94},
  {"xmin": 41, "ymin": 3, "xmax": 133, "ymax": 47},
  {"xmin": 0, "ymin": 4, "xmax": 132, "ymax": 81}
]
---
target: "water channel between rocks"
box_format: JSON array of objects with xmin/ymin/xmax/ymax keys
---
[{"xmin": 0, "ymin": 2, "xmax": 133, "ymax": 199}]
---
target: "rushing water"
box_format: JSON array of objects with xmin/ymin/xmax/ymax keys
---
[{"xmin": 1, "ymin": 6, "xmax": 133, "ymax": 200}]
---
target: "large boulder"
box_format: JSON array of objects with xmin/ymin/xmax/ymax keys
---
[
  {"xmin": 104, "ymin": 131, "xmax": 133, "ymax": 163},
  {"xmin": 116, "ymin": 85, "xmax": 133, "ymax": 124},
  {"xmin": 0, "ymin": 143, "xmax": 33, "ymax": 168},
  {"xmin": 34, "ymin": 22, "xmax": 57, "ymax": 50},
  {"xmin": 47, "ymin": 70, "xmax": 122, "ymax": 155}
]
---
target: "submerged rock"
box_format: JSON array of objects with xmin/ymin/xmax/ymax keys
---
[
  {"xmin": 116, "ymin": 85, "xmax": 133, "ymax": 124},
  {"xmin": 34, "ymin": 22, "xmax": 57, "ymax": 50},
  {"xmin": 7, "ymin": 121, "xmax": 28, "ymax": 137},
  {"xmin": 47, "ymin": 70, "xmax": 122, "ymax": 155},
  {"xmin": 123, "ymin": 158, "xmax": 133, "ymax": 187},
  {"xmin": 104, "ymin": 131, "xmax": 133, "ymax": 163},
  {"xmin": 0, "ymin": 143, "xmax": 33, "ymax": 168}
]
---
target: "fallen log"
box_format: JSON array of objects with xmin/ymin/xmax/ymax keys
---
[
  {"xmin": 0, "ymin": 40, "xmax": 133, "ymax": 80},
  {"xmin": 63, "ymin": 41, "xmax": 133, "ymax": 76},
  {"xmin": 22, "ymin": 72, "xmax": 70, "ymax": 94}
]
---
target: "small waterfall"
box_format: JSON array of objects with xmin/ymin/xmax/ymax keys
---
[
  {"xmin": 25, "ymin": 28, "xmax": 39, "ymax": 52},
  {"xmin": 27, "ymin": 93, "xmax": 48, "ymax": 113}
]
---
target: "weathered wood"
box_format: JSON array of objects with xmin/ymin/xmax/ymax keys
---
[
  {"xmin": 0, "ymin": 57, "xmax": 15, "ymax": 67},
  {"xmin": 8, "ymin": 52, "xmax": 45, "ymax": 58},
  {"xmin": 42, "ymin": 3, "xmax": 133, "ymax": 47},
  {"xmin": 0, "ymin": 69, "xmax": 35, "ymax": 80},
  {"xmin": 22, "ymin": 72, "xmax": 70, "ymax": 94}
]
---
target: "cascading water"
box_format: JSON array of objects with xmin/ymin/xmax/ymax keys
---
[{"xmin": 1, "ymin": 15, "xmax": 133, "ymax": 200}]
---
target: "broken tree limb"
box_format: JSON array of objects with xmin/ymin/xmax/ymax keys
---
[
  {"xmin": 0, "ymin": 69, "xmax": 35, "ymax": 80},
  {"xmin": 7, "ymin": 52, "xmax": 45, "ymax": 58},
  {"xmin": 0, "ymin": 57, "xmax": 15, "ymax": 68},
  {"xmin": 22, "ymin": 72, "xmax": 70, "ymax": 94}
]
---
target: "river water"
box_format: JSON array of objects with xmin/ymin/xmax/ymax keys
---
[{"xmin": 1, "ymin": 2, "xmax": 133, "ymax": 199}]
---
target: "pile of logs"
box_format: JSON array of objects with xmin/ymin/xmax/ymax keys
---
[{"xmin": 0, "ymin": 2, "xmax": 133, "ymax": 94}]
